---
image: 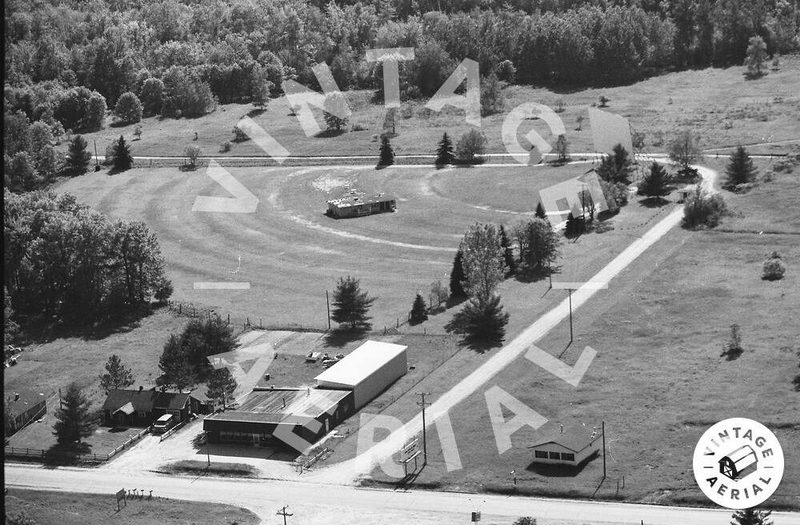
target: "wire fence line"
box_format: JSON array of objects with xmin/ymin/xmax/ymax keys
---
[{"xmin": 5, "ymin": 427, "xmax": 149, "ymax": 465}]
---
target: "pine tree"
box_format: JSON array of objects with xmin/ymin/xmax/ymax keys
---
[
  {"xmin": 451, "ymin": 295, "xmax": 510, "ymax": 345},
  {"xmin": 638, "ymin": 162, "xmax": 671, "ymax": 201},
  {"xmin": 66, "ymin": 134, "xmax": 92, "ymax": 176},
  {"xmin": 597, "ymin": 144, "xmax": 633, "ymax": 184},
  {"xmin": 53, "ymin": 382, "xmax": 95, "ymax": 447},
  {"xmin": 449, "ymin": 249, "xmax": 467, "ymax": 299},
  {"xmin": 499, "ymin": 224, "xmax": 516, "ymax": 275},
  {"xmin": 731, "ymin": 508, "xmax": 773, "ymax": 525},
  {"xmin": 435, "ymin": 132, "xmax": 455, "ymax": 167},
  {"xmin": 377, "ymin": 135, "xmax": 395, "ymax": 167},
  {"xmin": 409, "ymin": 294, "xmax": 428, "ymax": 324},
  {"xmin": 99, "ymin": 354, "xmax": 134, "ymax": 394},
  {"xmin": 555, "ymin": 134, "xmax": 569, "ymax": 163},
  {"xmin": 724, "ymin": 146, "xmax": 758, "ymax": 189},
  {"xmin": 535, "ymin": 202, "xmax": 548, "ymax": 220},
  {"xmin": 112, "ymin": 135, "xmax": 133, "ymax": 171},
  {"xmin": 206, "ymin": 367, "xmax": 238, "ymax": 409},
  {"xmin": 745, "ymin": 36, "xmax": 768, "ymax": 79},
  {"xmin": 565, "ymin": 212, "xmax": 583, "ymax": 237},
  {"xmin": 331, "ymin": 276, "xmax": 376, "ymax": 330}
]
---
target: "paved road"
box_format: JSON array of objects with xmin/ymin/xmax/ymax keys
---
[{"xmin": 7, "ymin": 464, "xmax": 800, "ymax": 525}]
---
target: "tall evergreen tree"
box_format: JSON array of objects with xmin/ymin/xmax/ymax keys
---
[
  {"xmin": 451, "ymin": 294, "xmax": 510, "ymax": 345},
  {"xmin": 99, "ymin": 354, "xmax": 134, "ymax": 394},
  {"xmin": 53, "ymin": 382, "xmax": 95, "ymax": 447},
  {"xmin": 409, "ymin": 294, "xmax": 428, "ymax": 324},
  {"xmin": 499, "ymin": 224, "xmax": 516, "ymax": 275},
  {"xmin": 535, "ymin": 201, "xmax": 548, "ymax": 220},
  {"xmin": 377, "ymin": 135, "xmax": 395, "ymax": 167},
  {"xmin": 597, "ymin": 144, "xmax": 633, "ymax": 184},
  {"xmin": 449, "ymin": 249, "xmax": 467, "ymax": 299},
  {"xmin": 638, "ymin": 162, "xmax": 671, "ymax": 201},
  {"xmin": 724, "ymin": 146, "xmax": 758, "ymax": 188},
  {"xmin": 206, "ymin": 367, "xmax": 238, "ymax": 409},
  {"xmin": 331, "ymin": 276, "xmax": 376, "ymax": 330},
  {"xmin": 435, "ymin": 132, "xmax": 455, "ymax": 167},
  {"xmin": 111, "ymin": 135, "xmax": 133, "ymax": 171}
]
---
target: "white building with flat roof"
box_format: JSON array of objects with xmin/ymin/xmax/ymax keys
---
[{"xmin": 315, "ymin": 340, "xmax": 408, "ymax": 410}]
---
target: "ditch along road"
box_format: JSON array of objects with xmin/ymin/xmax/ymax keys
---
[{"xmin": 7, "ymin": 464, "xmax": 800, "ymax": 525}]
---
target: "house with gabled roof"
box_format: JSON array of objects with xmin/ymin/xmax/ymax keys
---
[
  {"xmin": 102, "ymin": 387, "xmax": 201, "ymax": 428},
  {"xmin": 528, "ymin": 421, "xmax": 601, "ymax": 466}
]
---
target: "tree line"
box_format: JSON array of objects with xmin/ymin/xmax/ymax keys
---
[
  {"xmin": 4, "ymin": 190, "xmax": 173, "ymax": 327},
  {"xmin": 5, "ymin": 0, "xmax": 796, "ymax": 117}
]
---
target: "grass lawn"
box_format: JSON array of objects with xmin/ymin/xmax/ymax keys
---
[
  {"xmin": 362, "ymin": 167, "xmax": 800, "ymax": 510},
  {"xmin": 62, "ymin": 57, "xmax": 799, "ymax": 161},
  {"xmin": 4, "ymin": 489, "xmax": 259, "ymax": 525}
]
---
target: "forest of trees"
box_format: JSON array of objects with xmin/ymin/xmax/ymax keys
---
[
  {"xmin": 4, "ymin": 190, "xmax": 172, "ymax": 327},
  {"xmin": 4, "ymin": 0, "xmax": 797, "ymax": 130}
]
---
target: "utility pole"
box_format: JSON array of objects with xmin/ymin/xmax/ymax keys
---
[
  {"xmin": 93, "ymin": 139, "xmax": 100, "ymax": 168},
  {"xmin": 568, "ymin": 288, "xmax": 573, "ymax": 342},
  {"xmin": 276, "ymin": 505, "xmax": 293, "ymax": 525},
  {"xmin": 602, "ymin": 421, "xmax": 607, "ymax": 480},
  {"xmin": 204, "ymin": 431, "xmax": 210, "ymax": 467},
  {"xmin": 325, "ymin": 290, "xmax": 331, "ymax": 330},
  {"xmin": 416, "ymin": 392, "xmax": 431, "ymax": 465}
]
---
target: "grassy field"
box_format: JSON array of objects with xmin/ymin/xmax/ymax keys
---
[
  {"xmin": 4, "ymin": 489, "xmax": 259, "ymax": 525},
  {"xmin": 4, "ymin": 309, "xmax": 189, "ymax": 453},
  {"xmin": 362, "ymin": 166, "xmax": 800, "ymax": 510},
  {"xmin": 55, "ymin": 163, "xmax": 590, "ymax": 329},
  {"xmin": 65, "ymin": 57, "xmax": 800, "ymax": 160}
]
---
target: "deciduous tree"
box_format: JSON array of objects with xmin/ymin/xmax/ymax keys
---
[
  {"xmin": 456, "ymin": 129, "xmax": 487, "ymax": 164},
  {"xmin": 323, "ymin": 91, "xmax": 349, "ymax": 132},
  {"xmin": 515, "ymin": 218, "xmax": 560, "ymax": 274},
  {"xmin": 460, "ymin": 223, "xmax": 505, "ymax": 301},
  {"xmin": 731, "ymin": 508, "xmax": 773, "ymax": 525},
  {"xmin": 745, "ymin": 36, "xmax": 769, "ymax": 79},
  {"xmin": 99, "ymin": 354, "xmax": 134, "ymax": 394},
  {"xmin": 114, "ymin": 92, "xmax": 143, "ymax": 124}
]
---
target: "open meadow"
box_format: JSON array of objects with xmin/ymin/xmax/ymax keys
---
[{"xmin": 63, "ymin": 57, "xmax": 800, "ymax": 161}]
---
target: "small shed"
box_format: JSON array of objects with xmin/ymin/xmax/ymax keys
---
[
  {"xmin": 719, "ymin": 444, "xmax": 758, "ymax": 480},
  {"xmin": 678, "ymin": 184, "xmax": 697, "ymax": 202},
  {"xmin": 528, "ymin": 421, "xmax": 601, "ymax": 466},
  {"xmin": 327, "ymin": 191, "xmax": 396, "ymax": 218}
]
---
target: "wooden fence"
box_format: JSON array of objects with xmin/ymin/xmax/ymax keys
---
[{"xmin": 5, "ymin": 427, "xmax": 150, "ymax": 464}]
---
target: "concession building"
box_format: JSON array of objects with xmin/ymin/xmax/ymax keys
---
[
  {"xmin": 326, "ymin": 191, "xmax": 396, "ymax": 218},
  {"xmin": 528, "ymin": 421, "xmax": 601, "ymax": 466},
  {"xmin": 204, "ymin": 341, "xmax": 408, "ymax": 452}
]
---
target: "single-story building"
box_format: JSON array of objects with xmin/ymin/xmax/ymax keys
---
[
  {"xmin": 102, "ymin": 387, "xmax": 201, "ymax": 428},
  {"xmin": 327, "ymin": 191, "xmax": 396, "ymax": 218},
  {"xmin": 314, "ymin": 340, "xmax": 408, "ymax": 411},
  {"xmin": 528, "ymin": 421, "xmax": 601, "ymax": 466},
  {"xmin": 204, "ymin": 387, "xmax": 354, "ymax": 452},
  {"xmin": 4, "ymin": 389, "xmax": 47, "ymax": 436}
]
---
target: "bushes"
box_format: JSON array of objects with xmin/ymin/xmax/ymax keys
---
[
  {"xmin": 762, "ymin": 252, "xmax": 786, "ymax": 281},
  {"xmin": 456, "ymin": 130, "xmax": 487, "ymax": 164},
  {"xmin": 682, "ymin": 187, "xmax": 727, "ymax": 229}
]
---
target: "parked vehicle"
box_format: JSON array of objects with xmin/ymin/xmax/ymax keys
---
[{"xmin": 152, "ymin": 413, "xmax": 176, "ymax": 434}]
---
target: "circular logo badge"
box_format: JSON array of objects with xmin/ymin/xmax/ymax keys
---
[{"xmin": 692, "ymin": 418, "xmax": 784, "ymax": 509}]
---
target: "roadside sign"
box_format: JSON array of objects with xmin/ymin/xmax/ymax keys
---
[
  {"xmin": 471, "ymin": 511, "xmax": 481, "ymax": 522},
  {"xmin": 116, "ymin": 488, "xmax": 126, "ymax": 511},
  {"xmin": 400, "ymin": 438, "xmax": 419, "ymax": 462}
]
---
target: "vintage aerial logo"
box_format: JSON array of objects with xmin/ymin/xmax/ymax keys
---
[{"xmin": 692, "ymin": 417, "xmax": 784, "ymax": 509}]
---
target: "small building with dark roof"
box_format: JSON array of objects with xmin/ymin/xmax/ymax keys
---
[
  {"xmin": 102, "ymin": 387, "xmax": 201, "ymax": 428},
  {"xmin": 326, "ymin": 191, "xmax": 396, "ymax": 219},
  {"xmin": 203, "ymin": 387, "xmax": 354, "ymax": 453},
  {"xmin": 4, "ymin": 389, "xmax": 47, "ymax": 436},
  {"xmin": 528, "ymin": 421, "xmax": 601, "ymax": 466}
]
